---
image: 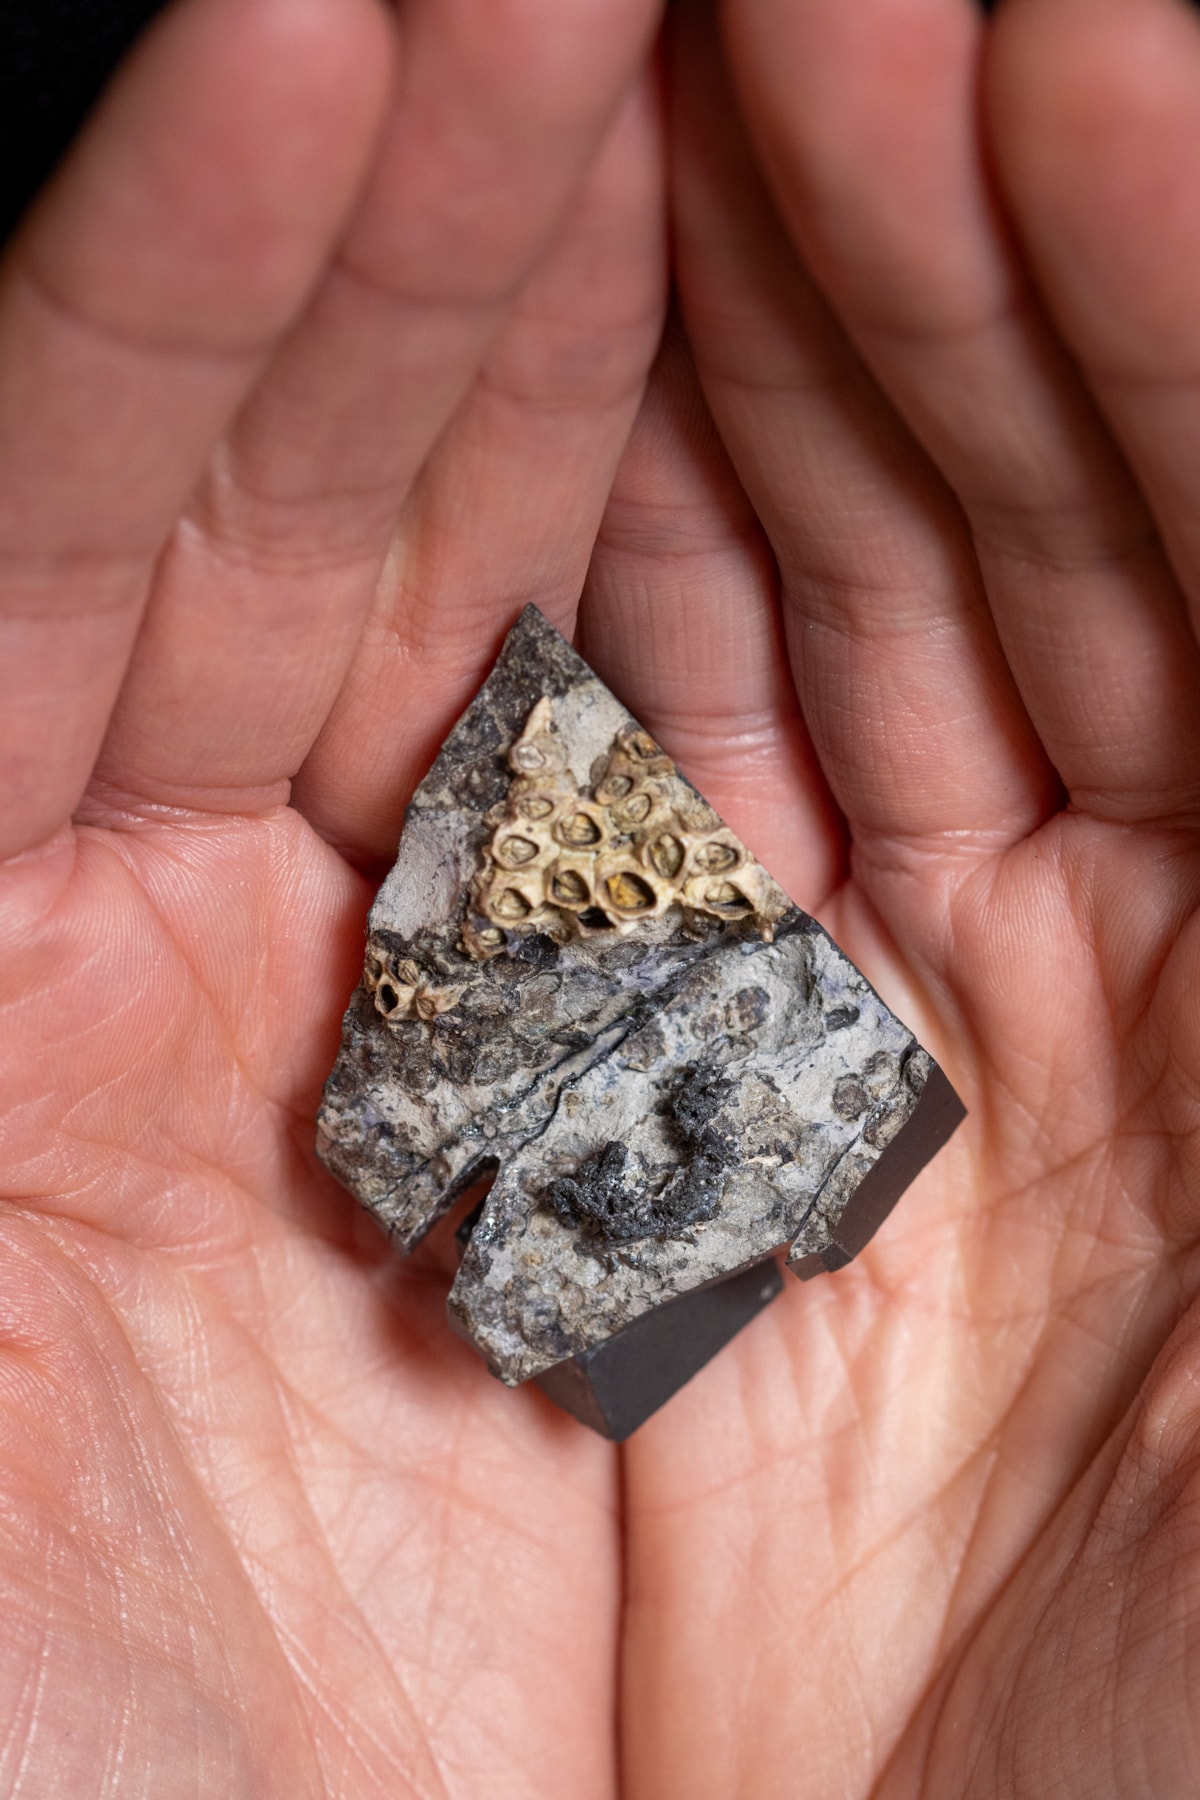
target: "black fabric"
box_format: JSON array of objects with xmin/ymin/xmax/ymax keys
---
[{"xmin": 0, "ymin": 0, "xmax": 171, "ymax": 241}]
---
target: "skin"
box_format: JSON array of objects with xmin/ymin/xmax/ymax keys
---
[{"xmin": 0, "ymin": 0, "xmax": 1198, "ymax": 1793}]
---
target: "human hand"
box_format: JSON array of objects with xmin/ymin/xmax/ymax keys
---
[
  {"xmin": 7, "ymin": 0, "xmax": 1200, "ymax": 1790},
  {"xmin": 577, "ymin": 0, "xmax": 1199, "ymax": 1792},
  {"xmin": 0, "ymin": 0, "xmax": 666, "ymax": 1789}
]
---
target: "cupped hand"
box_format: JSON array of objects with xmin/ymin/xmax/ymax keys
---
[
  {"xmin": 0, "ymin": 0, "xmax": 666, "ymax": 1791},
  {"xmin": 4, "ymin": 0, "xmax": 1200, "ymax": 1795},
  {"xmin": 595, "ymin": 1, "xmax": 1200, "ymax": 1795}
]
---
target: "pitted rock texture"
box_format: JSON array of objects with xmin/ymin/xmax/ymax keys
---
[
  {"xmin": 462, "ymin": 696, "xmax": 788, "ymax": 952},
  {"xmin": 317, "ymin": 606, "xmax": 962, "ymax": 1387}
]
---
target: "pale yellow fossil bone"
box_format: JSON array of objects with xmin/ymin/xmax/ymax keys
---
[
  {"xmin": 462, "ymin": 701, "xmax": 789, "ymax": 960},
  {"xmin": 361, "ymin": 949, "xmax": 466, "ymax": 1025}
]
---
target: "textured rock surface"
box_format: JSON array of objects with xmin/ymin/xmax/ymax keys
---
[{"xmin": 317, "ymin": 606, "xmax": 964, "ymax": 1400}]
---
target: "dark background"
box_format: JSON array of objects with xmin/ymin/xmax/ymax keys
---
[{"xmin": 1, "ymin": 0, "xmax": 170, "ymax": 242}]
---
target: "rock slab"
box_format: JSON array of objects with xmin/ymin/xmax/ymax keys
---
[{"xmin": 317, "ymin": 607, "xmax": 965, "ymax": 1433}]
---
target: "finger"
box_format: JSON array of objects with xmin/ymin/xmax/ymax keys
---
[
  {"xmin": 672, "ymin": 7, "xmax": 1056, "ymax": 875},
  {"xmin": 0, "ymin": 0, "xmax": 394, "ymax": 864},
  {"xmin": 989, "ymin": 0, "xmax": 1200, "ymax": 741},
  {"xmin": 579, "ymin": 323, "xmax": 845, "ymax": 916},
  {"xmin": 719, "ymin": 0, "xmax": 1200, "ymax": 825},
  {"xmin": 86, "ymin": 0, "xmax": 664, "ymax": 837},
  {"xmin": 291, "ymin": 71, "xmax": 668, "ymax": 866}
]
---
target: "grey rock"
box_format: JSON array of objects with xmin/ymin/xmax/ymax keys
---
[
  {"xmin": 317, "ymin": 606, "xmax": 964, "ymax": 1423},
  {"xmin": 534, "ymin": 1260, "xmax": 786, "ymax": 1441}
]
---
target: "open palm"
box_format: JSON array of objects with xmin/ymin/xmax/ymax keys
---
[
  {"xmin": 0, "ymin": 0, "xmax": 663, "ymax": 1790},
  {"xmin": 3, "ymin": 0, "xmax": 1200, "ymax": 1795}
]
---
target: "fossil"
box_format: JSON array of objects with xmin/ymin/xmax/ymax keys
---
[
  {"xmin": 317, "ymin": 606, "xmax": 965, "ymax": 1438},
  {"xmin": 465, "ymin": 697, "xmax": 787, "ymax": 952}
]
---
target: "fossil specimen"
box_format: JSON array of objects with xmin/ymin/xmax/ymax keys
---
[
  {"xmin": 318, "ymin": 606, "xmax": 965, "ymax": 1437},
  {"xmin": 464, "ymin": 696, "xmax": 787, "ymax": 952}
]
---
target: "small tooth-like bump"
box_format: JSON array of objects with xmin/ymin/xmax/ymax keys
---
[
  {"xmin": 605, "ymin": 870, "xmax": 658, "ymax": 915},
  {"xmin": 647, "ymin": 834, "xmax": 684, "ymax": 879},
  {"xmin": 550, "ymin": 867, "xmax": 591, "ymax": 908},
  {"xmin": 703, "ymin": 881, "xmax": 751, "ymax": 914},
  {"xmin": 613, "ymin": 792, "xmax": 651, "ymax": 826},
  {"xmin": 556, "ymin": 808, "xmax": 604, "ymax": 849},
  {"xmin": 495, "ymin": 834, "xmax": 539, "ymax": 867},
  {"xmin": 492, "ymin": 887, "xmax": 533, "ymax": 920},
  {"xmin": 694, "ymin": 841, "xmax": 740, "ymax": 873},
  {"xmin": 622, "ymin": 729, "xmax": 668, "ymax": 766}
]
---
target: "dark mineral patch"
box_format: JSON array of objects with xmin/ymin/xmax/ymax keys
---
[
  {"xmin": 546, "ymin": 1141, "xmax": 656, "ymax": 1244},
  {"xmin": 544, "ymin": 1065, "xmax": 737, "ymax": 1248}
]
